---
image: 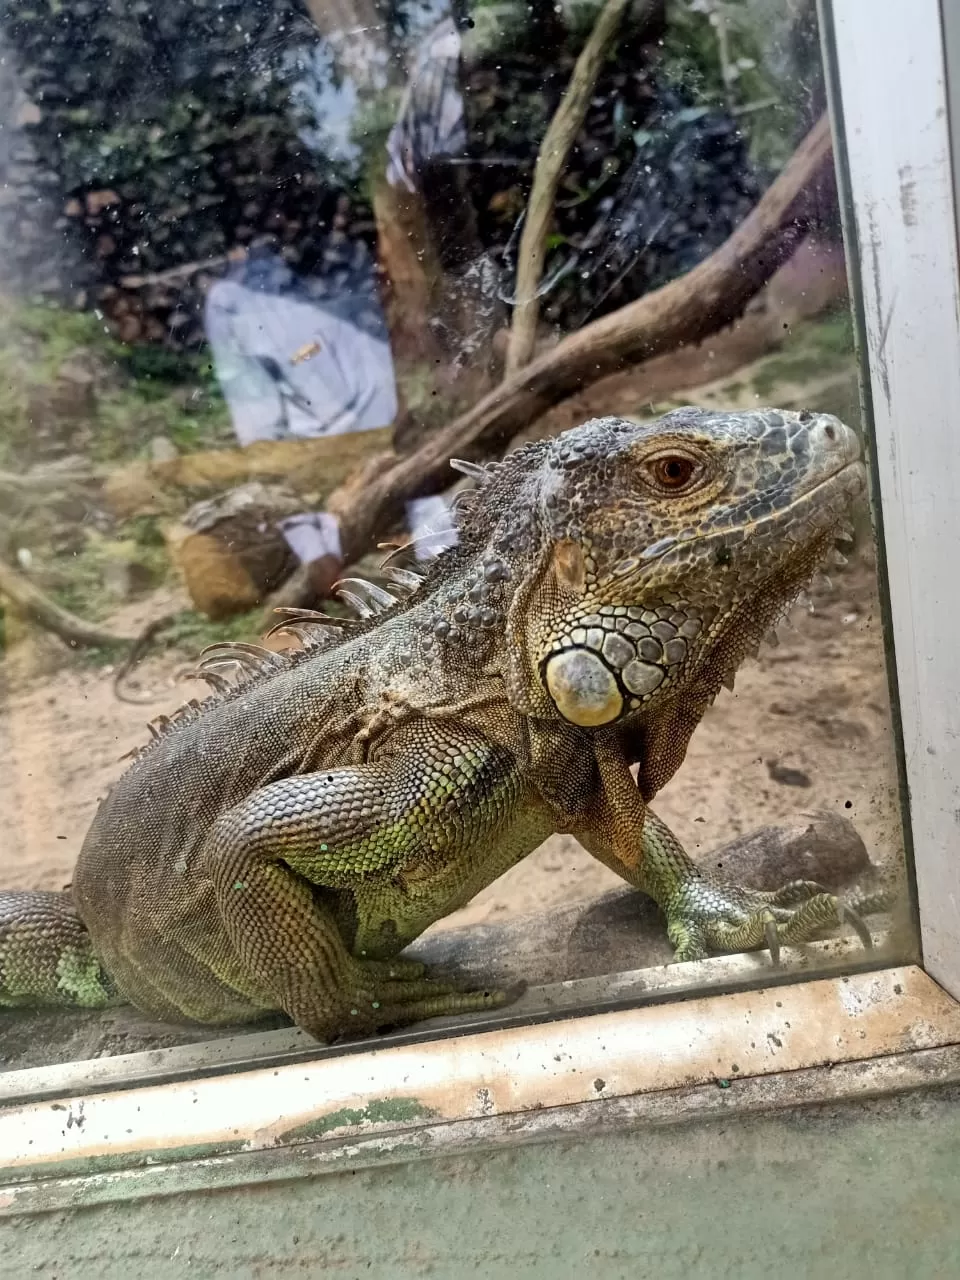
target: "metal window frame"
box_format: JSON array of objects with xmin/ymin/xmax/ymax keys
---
[
  {"xmin": 4, "ymin": 0, "xmax": 960, "ymax": 1214},
  {"xmin": 826, "ymin": 0, "xmax": 960, "ymax": 998},
  {"xmin": 0, "ymin": 965, "xmax": 956, "ymax": 1215}
]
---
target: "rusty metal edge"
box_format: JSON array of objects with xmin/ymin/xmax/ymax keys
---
[
  {"xmin": 0, "ymin": 963, "xmax": 957, "ymax": 1217},
  {"xmin": 3, "ymin": 1036, "xmax": 960, "ymax": 1220}
]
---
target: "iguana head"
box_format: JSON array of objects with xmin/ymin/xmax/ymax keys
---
[{"xmin": 497, "ymin": 408, "xmax": 865, "ymax": 727}]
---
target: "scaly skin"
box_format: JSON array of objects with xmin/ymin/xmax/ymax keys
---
[{"xmin": 0, "ymin": 408, "xmax": 870, "ymax": 1040}]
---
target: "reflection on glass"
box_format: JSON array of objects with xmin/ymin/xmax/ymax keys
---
[
  {"xmin": 0, "ymin": 0, "xmax": 910, "ymax": 1072},
  {"xmin": 205, "ymin": 244, "xmax": 398, "ymax": 444}
]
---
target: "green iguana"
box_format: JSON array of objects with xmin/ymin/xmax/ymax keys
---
[{"xmin": 0, "ymin": 408, "xmax": 873, "ymax": 1041}]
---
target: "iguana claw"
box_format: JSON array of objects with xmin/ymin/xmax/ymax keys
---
[
  {"xmin": 836, "ymin": 900, "xmax": 874, "ymax": 952},
  {"xmin": 663, "ymin": 878, "xmax": 877, "ymax": 966},
  {"xmin": 763, "ymin": 916, "xmax": 781, "ymax": 966}
]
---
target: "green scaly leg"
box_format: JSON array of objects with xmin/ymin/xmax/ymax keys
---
[
  {"xmin": 0, "ymin": 890, "xmax": 119, "ymax": 1009},
  {"xmin": 636, "ymin": 811, "xmax": 877, "ymax": 964},
  {"xmin": 581, "ymin": 808, "xmax": 880, "ymax": 965},
  {"xmin": 206, "ymin": 727, "xmax": 521, "ymax": 1040}
]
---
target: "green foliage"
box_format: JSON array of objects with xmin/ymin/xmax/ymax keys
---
[
  {"xmin": 4, "ymin": 1, "xmax": 316, "ymax": 187},
  {"xmin": 659, "ymin": 0, "xmax": 822, "ymax": 173},
  {"xmin": 158, "ymin": 607, "xmax": 264, "ymax": 655},
  {"xmin": 0, "ymin": 0, "xmax": 354, "ymax": 325},
  {"xmin": 0, "ymin": 298, "xmax": 231, "ymax": 472},
  {"xmin": 807, "ymin": 305, "xmax": 856, "ymax": 359},
  {"xmin": 749, "ymin": 308, "xmax": 856, "ymax": 399},
  {"xmin": 659, "ymin": 2, "xmax": 728, "ymax": 103},
  {"xmin": 58, "ymin": 602, "xmax": 261, "ymax": 669}
]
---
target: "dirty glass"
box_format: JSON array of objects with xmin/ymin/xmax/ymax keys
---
[{"xmin": 0, "ymin": 0, "xmax": 914, "ymax": 1076}]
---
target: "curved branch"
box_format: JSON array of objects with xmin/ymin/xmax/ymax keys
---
[
  {"xmin": 0, "ymin": 556, "xmax": 180, "ymax": 702},
  {"xmin": 0, "ymin": 557, "xmax": 137, "ymax": 649},
  {"xmin": 328, "ymin": 113, "xmax": 833, "ymax": 568}
]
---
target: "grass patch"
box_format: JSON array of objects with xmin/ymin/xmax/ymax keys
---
[
  {"xmin": 750, "ymin": 310, "xmax": 857, "ymax": 401},
  {"xmin": 159, "ymin": 606, "xmax": 265, "ymax": 655},
  {"xmin": 0, "ymin": 298, "xmax": 232, "ymax": 471}
]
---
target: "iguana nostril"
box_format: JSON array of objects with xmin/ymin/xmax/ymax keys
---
[{"xmin": 823, "ymin": 423, "xmax": 836, "ymax": 441}]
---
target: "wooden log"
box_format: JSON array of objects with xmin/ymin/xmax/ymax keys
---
[
  {"xmin": 167, "ymin": 482, "xmax": 305, "ymax": 620},
  {"xmin": 102, "ymin": 428, "xmax": 394, "ymax": 520}
]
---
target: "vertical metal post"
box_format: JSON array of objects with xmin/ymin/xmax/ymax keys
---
[{"xmin": 825, "ymin": 0, "xmax": 960, "ymax": 995}]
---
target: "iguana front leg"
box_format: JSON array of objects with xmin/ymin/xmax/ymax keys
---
[
  {"xmin": 576, "ymin": 740, "xmax": 872, "ymax": 963},
  {"xmin": 627, "ymin": 810, "xmax": 873, "ymax": 962},
  {"xmin": 206, "ymin": 728, "xmax": 520, "ymax": 1040}
]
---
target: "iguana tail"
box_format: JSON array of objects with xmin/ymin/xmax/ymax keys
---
[{"xmin": 0, "ymin": 890, "xmax": 119, "ymax": 1009}]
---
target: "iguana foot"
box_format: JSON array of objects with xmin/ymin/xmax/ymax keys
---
[
  {"xmin": 663, "ymin": 877, "xmax": 874, "ymax": 965},
  {"xmin": 338, "ymin": 958, "xmax": 511, "ymax": 1037}
]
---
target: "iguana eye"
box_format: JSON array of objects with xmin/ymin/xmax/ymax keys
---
[{"xmin": 647, "ymin": 454, "xmax": 697, "ymax": 490}]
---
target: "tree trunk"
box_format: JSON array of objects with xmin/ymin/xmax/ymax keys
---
[
  {"xmin": 371, "ymin": 175, "xmax": 446, "ymax": 366},
  {"xmin": 303, "ymin": 0, "xmax": 449, "ymax": 367}
]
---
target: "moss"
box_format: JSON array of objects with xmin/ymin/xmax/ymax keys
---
[
  {"xmin": 0, "ymin": 1140, "xmax": 248, "ymax": 1185},
  {"xmin": 751, "ymin": 353, "xmax": 827, "ymax": 400},
  {"xmin": 279, "ymin": 1097, "xmax": 438, "ymax": 1145},
  {"xmin": 807, "ymin": 306, "xmax": 856, "ymax": 359},
  {"xmin": 750, "ymin": 311, "xmax": 856, "ymax": 397}
]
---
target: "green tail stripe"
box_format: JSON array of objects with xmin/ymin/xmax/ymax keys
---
[{"xmin": 0, "ymin": 889, "xmax": 118, "ymax": 1009}]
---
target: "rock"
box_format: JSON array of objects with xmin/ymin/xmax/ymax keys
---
[
  {"xmin": 56, "ymin": 356, "xmax": 97, "ymax": 388},
  {"xmin": 695, "ymin": 810, "xmax": 872, "ymax": 890},
  {"xmin": 84, "ymin": 189, "xmax": 121, "ymax": 215},
  {"xmin": 100, "ymin": 540, "xmax": 156, "ymax": 600},
  {"xmin": 149, "ymin": 435, "xmax": 179, "ymax": 464},
  {"xmin": 14, "ymin": 100, "xmax": 41, "ymax": 126},
  {"xmin": 766, "ymin": 759, "xmax": 813, "ymax": 787}
]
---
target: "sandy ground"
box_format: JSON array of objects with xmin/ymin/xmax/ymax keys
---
[{"xmin": 0, "ymin": 545, "xmax": 905, "ymax": 933}]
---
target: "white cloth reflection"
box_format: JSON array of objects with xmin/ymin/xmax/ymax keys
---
[
  {"xmin": 386, "ymin": 17, "xmax": 466, "ymax": 192},
  {"xmin": 205, "ymin": 255, "xmax": 398, "ymax": 445}
]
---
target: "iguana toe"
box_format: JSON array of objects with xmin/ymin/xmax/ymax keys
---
[
  {"xmin": 342, "ymin": 958, "xmax": 510, "ymax": 1036},
  {"xmin": 663, "ymin": 878, "xmax": 876, "ymax": 966}
]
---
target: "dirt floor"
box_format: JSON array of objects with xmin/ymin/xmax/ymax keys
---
[{"xmin": 0, "ymin": 542, "xmax": 905, "ymax": 937}]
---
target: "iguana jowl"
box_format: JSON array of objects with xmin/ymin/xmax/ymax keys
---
[{"xmin": 0, "ymin": 408, "xmax": 870, "ymax": 1040}]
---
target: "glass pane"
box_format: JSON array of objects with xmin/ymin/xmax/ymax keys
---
[{"xmin": 0, "ymin": 0, "xmax": 914, "ymax": 1075}]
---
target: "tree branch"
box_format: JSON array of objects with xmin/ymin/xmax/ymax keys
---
[
  {"xmin": 0, "ymin": 557, "xmax": 137, "ymax": 649},
  {"xmin": 504, "ymin": 0, "xmax": 639, "ymax": 375},
  {"xmin": 325, "ymin": 113, "xmax": 833, "ymax": 568}
]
